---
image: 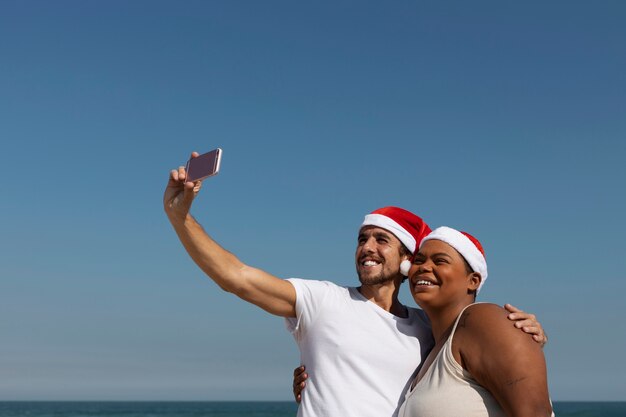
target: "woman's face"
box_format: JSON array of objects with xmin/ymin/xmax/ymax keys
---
[{"xmin": 409, "ymin": 239, "xmax": 479, "ymax": 308}]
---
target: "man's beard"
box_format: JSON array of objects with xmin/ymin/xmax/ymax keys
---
[{"xmin": 357, "ymin": 268, "xmax": 395, "ymax": 286}]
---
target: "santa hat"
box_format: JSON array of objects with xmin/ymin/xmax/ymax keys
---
[
  {"xmin": 420, "ymin": 226, "xmax": 488, "ymax": 293},
  {"xmin": 361, "ymin": 207, "xmax": 431, "ymax": 276}
]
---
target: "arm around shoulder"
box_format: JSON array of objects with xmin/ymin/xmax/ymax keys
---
[{"xmin": 455, "ymin": 303, "xmax": 553, "ymax": 417}]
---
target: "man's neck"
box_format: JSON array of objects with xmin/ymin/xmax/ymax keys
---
[{"xmin": 358, "ymin": 280, "xmax": 407, "ymax": 318}]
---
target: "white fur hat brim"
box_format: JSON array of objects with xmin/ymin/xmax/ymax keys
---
[{"xmin": 420, "ymin": 226, "xmax": 488, "ymax": 293}]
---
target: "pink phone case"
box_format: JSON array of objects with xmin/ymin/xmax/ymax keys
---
[{"xmin": 185, "ymin": 148, "xmax": 222, "ymax": 182}]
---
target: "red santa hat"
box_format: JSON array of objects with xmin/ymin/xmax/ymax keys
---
[
  {"xmin": 420, "ymin": 226, "xmax": 488, "ymax": 293},
  {"xmin": 361, "ymin": 207, "xmax": 431, "ymax": 276}
]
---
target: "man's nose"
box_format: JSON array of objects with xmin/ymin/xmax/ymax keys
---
[{"xmin": 362, "ymin": 237, "xmax": 376, "ymax": 252}]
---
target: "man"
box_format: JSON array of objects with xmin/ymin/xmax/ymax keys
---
[{"xmin": 163, "ymin": 153, "xmax": 545, "ymax": 417}]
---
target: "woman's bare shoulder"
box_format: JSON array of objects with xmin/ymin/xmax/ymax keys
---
[
  {"xmin": 459, "ymin": 303, "xmax": 507, "ymax": 325},
  {"xmin": 457, "ymin": 303, "xmax": 538, "ymax": 348}
]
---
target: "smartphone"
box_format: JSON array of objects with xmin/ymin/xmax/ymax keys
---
[{"xmin": 185, "ymin": 148, "xmax": 223, "ymax": 182}]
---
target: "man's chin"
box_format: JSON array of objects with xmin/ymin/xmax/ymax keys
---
[{"xmin": 358, "ymin": 272, "xmax": 394, "ymax": 286}]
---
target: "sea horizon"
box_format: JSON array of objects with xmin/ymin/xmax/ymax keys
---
[
  {"xmin": 1, "ymin": 399, "xmax": 624, "ymax": 402},
  {"xmin": 1, "ymin": 400, "xmax": 625, "ymax": 417}
]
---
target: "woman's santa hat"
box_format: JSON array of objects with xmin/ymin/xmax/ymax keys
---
[
  {"xmin": 361, "ymin": 207, "xmax": 431, "ymax": 276},
  {"xmin": 420, "ymin": 226, "xmax": 488, "ymax": 293}
]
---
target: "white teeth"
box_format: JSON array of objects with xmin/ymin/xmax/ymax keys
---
[
  {"xmin": 416, "ymin": 280, "xmax": 433, "ymax": 286},
  {"xmin": 363, "ymin": 261, "xmax": 379, "ymax": 266}
]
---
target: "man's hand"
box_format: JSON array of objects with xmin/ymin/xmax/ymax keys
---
[
  {"xmin": 293, "ymin": 365, "xmax": 308, "ymax": 403},
  {"xmin": 504, "ymin": 304, "xmax": 548, "ymax": 347},
  {"xmin": 163, "ymin": 152, "xmax": 202, "ymax": 222}
]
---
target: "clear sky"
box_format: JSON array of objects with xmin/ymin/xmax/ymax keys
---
[{"xmin": 1, "ymin": 0, "xmax": 625, "ymax": 402}]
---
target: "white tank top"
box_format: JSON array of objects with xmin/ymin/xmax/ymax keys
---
[{"xmin": 398, "ymin": 304, "xmax": 507, "ymax": 417}]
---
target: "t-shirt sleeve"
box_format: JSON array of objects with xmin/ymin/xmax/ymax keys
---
[{"xmin": 284, "ymin": 278, "xmax": 335, "ymax": 338}]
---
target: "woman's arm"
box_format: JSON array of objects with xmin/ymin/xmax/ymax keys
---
[{"xmin": 454, "ymin": 304, "xmax": 552, "ymax": 417}]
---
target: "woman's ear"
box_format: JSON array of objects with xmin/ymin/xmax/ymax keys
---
[{"xmin": 468, "ymin": 272, "xmax": 482, "ymax": 292}]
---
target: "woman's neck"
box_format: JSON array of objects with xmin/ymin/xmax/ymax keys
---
[{"xmin": 423, "ymin": 299, "xmax": 474, "ymax": 343}]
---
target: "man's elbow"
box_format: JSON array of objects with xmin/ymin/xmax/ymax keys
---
[{"xmin": 212, "ymin": 274, "xmax": 248, "ymax": 295}]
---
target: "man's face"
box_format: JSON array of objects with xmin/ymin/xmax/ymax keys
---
[{"xmin": 355, "ymin": 226, "xmax": 406, "ymax": 286}]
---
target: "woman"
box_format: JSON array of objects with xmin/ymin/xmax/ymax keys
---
[{"xmin": 399, "ymin": 226, "xmax": 553, "ymax": 417}]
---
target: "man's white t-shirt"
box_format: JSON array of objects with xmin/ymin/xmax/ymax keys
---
[{"xmin": 286, "ymin": 278, "xmax": 434, "ymax": 417}]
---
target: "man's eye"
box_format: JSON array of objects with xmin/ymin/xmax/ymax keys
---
[{"xmin": 413, "ymin": 258, "xmax": 424, "ymax": 265}]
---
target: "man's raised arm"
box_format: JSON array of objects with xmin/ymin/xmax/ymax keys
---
[{"xmin": 163, "ymin": 153, "xmax": 296, "ymax": 318}]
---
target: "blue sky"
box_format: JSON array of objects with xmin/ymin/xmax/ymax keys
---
[{"xmin": 1, "ymin": 0, "xmax": 625, "ymax": 401}]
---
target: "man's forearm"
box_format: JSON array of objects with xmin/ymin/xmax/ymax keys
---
[
  {"xmin": 169, "ymin": 213, "xmax": 244, "ymax": 292},
  {"xmin": 167, "ymin": 213, "xmax": 297, "ymax": 317}
]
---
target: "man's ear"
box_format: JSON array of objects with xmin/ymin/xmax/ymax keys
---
[{"xmin": 468, "ymin": 272, "xmax": 482, "ymax": 292}]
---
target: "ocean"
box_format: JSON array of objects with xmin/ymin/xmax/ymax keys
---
[{"xmin": 0, "ymin": 401, "xmax": 624, "ymax": 417}]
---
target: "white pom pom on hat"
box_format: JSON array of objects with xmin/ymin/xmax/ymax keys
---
[
  {"xmin": 420, "ymin": 226, "xmax": 488, "ymax": 293},
  {"xmin": 399, "ymin": 260, "xmax": 412, "ymax": 276}
]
